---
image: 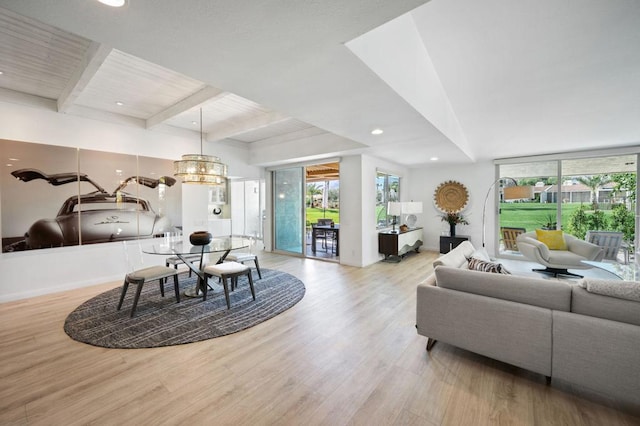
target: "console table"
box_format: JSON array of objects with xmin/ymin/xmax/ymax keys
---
[
  {"xmin": 379, "ymin": 227, "xmax": 423, "ymax": 261},
  {"xmin": 440, "ymin": 235, "xmax": 470, "ymax": 254}
]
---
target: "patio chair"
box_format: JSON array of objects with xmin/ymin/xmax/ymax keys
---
[
  {"xmin": 500, "ymin": 227, "xmax": 526, "ymax": 251},
  {"xmin": 585, "ymin": 230, "xmax": 624, "ymax": 262}
]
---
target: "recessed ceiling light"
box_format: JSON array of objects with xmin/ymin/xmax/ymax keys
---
[
  {"xmin": 0, "ymin": 71, "xmax": 4, "ymax": 75},
  {"xmin": 115, "ymin": 101, "xmax": 124, "ymax": 106},
  {"xmin": 6, "ymin": 163, "xmax": 13, "ymax": 167},
  {"xmin": 191, "ymin": 121, "xmax": 198, "ymax": 125},
  {"xmin": 371, "ymin": 128, "xmax": 384, "ymax": 135},
  {"xmin": 8, "ymin": 158, "xmax": 19, "ymax": 161},
  {"xmin": 430, "ymin": 157, "xmax": 439, "ymax": 161},
  {"xmin": 97, "ymin": 0, "xmax": 127, "ymax": 7}
]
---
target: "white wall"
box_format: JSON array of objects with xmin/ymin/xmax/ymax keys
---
[
  {"xmin": 335, "ymin": 155, "xmax": 362, "ymax": 266},
  {"xmin": 0, "ymin": 101, "xmax": 261, "ymax": 302},
  {"xmin": 408, "ymin": 161, "xmax": 496, "ymax": 255}
]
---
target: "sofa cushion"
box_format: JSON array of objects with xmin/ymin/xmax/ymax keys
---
[
  {"xmin": 469, "ymin": 248, "xmax": 491, "ymax": 262},
  {"xmin": 536, "ymin": 229, "xmax": 567, "ymax": 250},
  {"xmin": 433, "ymin": 240, "xmax": 475, "ymax": 268},
  {"xmin": 571, "ymin": 286, "xmax": 640, "ymax": 326},
  {"xmin": 578, "ymin": 278, "xmax": 640, "ymax": 302},
  {"xmin": 434, "ymin": 266, "xmax": 571, "ymax": 311},
  {"xmin": 467, "ymin": 257, "xmax": 511, "ymax": 274}
]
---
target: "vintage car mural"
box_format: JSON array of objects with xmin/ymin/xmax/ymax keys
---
[{"xmin": 5, "ymin": 169, "xmax": 176, "ymax": 251}]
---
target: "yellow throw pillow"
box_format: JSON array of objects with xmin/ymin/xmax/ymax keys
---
[{"xmin": 535, "ymin": 229, "xmax": 567, "ymax": 250}]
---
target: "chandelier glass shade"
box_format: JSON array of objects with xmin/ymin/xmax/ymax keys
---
[
  {"xmin": 174, "ymin": 109, "xmax": 228, "ymax": 185},
  {"xmin": 174, "ymin": 154, "xmax": 227, "ymax": 185}
]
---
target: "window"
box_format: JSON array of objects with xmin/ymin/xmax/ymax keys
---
[
  {"xmin": 497, "ymin": 154, "xmax": 637, "ymax": 259},
  {"xmin": 376, "ymin": 171, "xmax": 400, "ymax": 228}
]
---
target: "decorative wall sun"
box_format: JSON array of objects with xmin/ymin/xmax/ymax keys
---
[{"xmin": 433, "ymin": 180, "xmax": 469, "ymax": 213}]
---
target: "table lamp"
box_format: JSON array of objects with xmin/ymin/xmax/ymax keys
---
[{"xmin": 387, "ymin": 202, "xmax": 403, "ymax": 233}]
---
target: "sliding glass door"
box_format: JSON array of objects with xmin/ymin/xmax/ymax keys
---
[{"xmin": 273, "ymin": 167, "xmax": 304, "ymax": 255}]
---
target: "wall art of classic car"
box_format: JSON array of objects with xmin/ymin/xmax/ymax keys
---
[{"xmin": 4, "ymin": 169, "xmax": 176, "ymax": 252}]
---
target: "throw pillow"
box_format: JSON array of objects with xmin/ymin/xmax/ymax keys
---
[
  {"xmin": 535, "ymin": 229, "xmax": 567, "ymax": 250},
  {"xmin": 468, "ymin": 248, "xmax": 491, "ymax": 262},
  {"xmin": 467, "ymin": 257, "xmax": 511, "ymax": 275}
]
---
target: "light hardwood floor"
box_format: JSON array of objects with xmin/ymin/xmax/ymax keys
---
[{"xmin": 1, "ymin": 250, "xmax": 638, "ymax": 425}]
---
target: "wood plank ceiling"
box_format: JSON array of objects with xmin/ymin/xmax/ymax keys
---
[
  {"xmin": 0, "ymin": 6, "xmax": 317, "ymax": 145},
  {"xmin": 306, "ymin": 162, "xmax": 340, "ymax": 182}
]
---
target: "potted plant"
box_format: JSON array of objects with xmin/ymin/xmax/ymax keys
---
[
  {"xmin": 441, "ymin": 211, "xmax": 469, "ymax": 237},
  {"xmin": 540, "ymin": 213, "xmax": 557, "ymax": 230}
]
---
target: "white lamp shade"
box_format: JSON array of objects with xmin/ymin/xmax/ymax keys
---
[{"xmin": 387, "ymin": 202, "xmax": 403, "ymax": 216}]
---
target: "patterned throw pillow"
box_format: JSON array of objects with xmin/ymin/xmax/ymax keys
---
[
  {"xmin": 467, "ymin": 257, "xmax": 511, "ymax": 274},
  {"xmin": 535, "ymin": 229, "xmax": 567, "ymax": 250}
]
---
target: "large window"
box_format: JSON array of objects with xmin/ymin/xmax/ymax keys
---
[
  {"xmin": 376, "ymin": 171, "xmax": 400, "ymax": 228},
  {"xmin": 497, "ymin": 154, "xmax": 637, "ymax": 259}
]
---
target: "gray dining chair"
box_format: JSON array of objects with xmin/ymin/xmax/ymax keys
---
[
  {"xmin": 224, "ymin": 236, "xmax": 262, "ymax": 279},
  {"xmin": 202, "ymin": 261, "xmax": 255, "ymax": 309},
  {"xmin": 117, "ymin": 241, "xmax": 180, "ymax": 317}
]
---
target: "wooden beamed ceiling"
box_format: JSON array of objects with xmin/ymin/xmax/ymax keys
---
[{"xmin": 306, "ymin": 162, "xmax": 340, "ymax": 182}]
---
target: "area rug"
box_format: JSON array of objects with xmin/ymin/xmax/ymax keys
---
[{"xmin": 64, "ymin": 268, "xmax": 305, "ymax": 349}]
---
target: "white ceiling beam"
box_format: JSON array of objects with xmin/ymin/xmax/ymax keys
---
[
  {"xmin": 206, "ymin": 111, "xmax": 291, "ymax": 141},
  {"xmin": 0, "ymin": 87, "xmax": 57, "ymax": 111},
  {"xmin": 146, "ymin": 86, "xmax": 225, "ymax": 129},
  {"xmin": 57, "ymin": 41, "xmax": 112, "ymax": 113}
]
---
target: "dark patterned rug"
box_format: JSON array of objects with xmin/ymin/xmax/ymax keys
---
[{"xmin": 64, "ymin": 268, "xmax": 305, "ymax": 349}]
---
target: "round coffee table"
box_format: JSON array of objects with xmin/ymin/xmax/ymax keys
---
[{"xmin": 581, "ymin": 260, "xmax": 640, "ymax": 281}]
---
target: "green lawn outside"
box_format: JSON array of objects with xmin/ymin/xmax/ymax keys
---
[
  {"xmin": 500, "ymin": 202, "xmax": 615, "ymax": 232},
  {"xmin": 306, "ymin": 207, "xmax": 339, "ymax": 225},
  {"xmin": 305, "ymin": 203, "xmax": 621, "ymax": 233}
]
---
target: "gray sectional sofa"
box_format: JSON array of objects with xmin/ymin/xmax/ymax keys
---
[{"xmin": 416, "ymin": 241, "xmax": 640, "ymax": 407}]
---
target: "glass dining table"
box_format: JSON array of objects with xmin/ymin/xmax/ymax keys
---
[{"xmin": 143, "ymin": 236, "xmax": 250, "ymax": 297}]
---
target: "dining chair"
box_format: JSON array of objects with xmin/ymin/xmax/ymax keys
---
[
  {"xmin": 117, "ymin": 240, "xmax": 181, "ymax": 317},
  {"xmin": 165, "ymin": 253, "xmax": 202, "ymax": 277},
  {"xmin": 202, "ymin": 261, "xmax": 255, "ymax": 309},
  {"xmin": 225, "ymin": 236, "xmax": 262, "ymax": 279},
  {"xmin": 315, "ymin": 218, "xmax": 333, "ymax": 251}
]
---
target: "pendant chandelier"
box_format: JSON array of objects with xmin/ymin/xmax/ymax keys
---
[{"xmin": 174, "ymin": 108, "xmax": 227, "ymax": 185}]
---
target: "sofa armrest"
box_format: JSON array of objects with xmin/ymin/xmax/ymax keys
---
[
  {"xmin": 553, "ymin": 311, "xmax": 640, "ymax": 407},
  {"xmin": 566, "ymin": 236, "xmax": 604, "ymax": 261},
  {"xmin": 416, "ymin": 284, "xmax": 553, "ymax": 377},
  {"xmin": 418, "ymin": 273, "xmax": 437, "ymax": 287}
]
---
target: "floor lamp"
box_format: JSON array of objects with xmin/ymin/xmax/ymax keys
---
[{"xmin": 482, "ymin": 177, "xmax": 534, "ymax": 247}]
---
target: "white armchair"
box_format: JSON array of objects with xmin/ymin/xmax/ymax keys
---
[{"xmin": 516, "ymin": 231, "xmax": 604, "ymax": 277}]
